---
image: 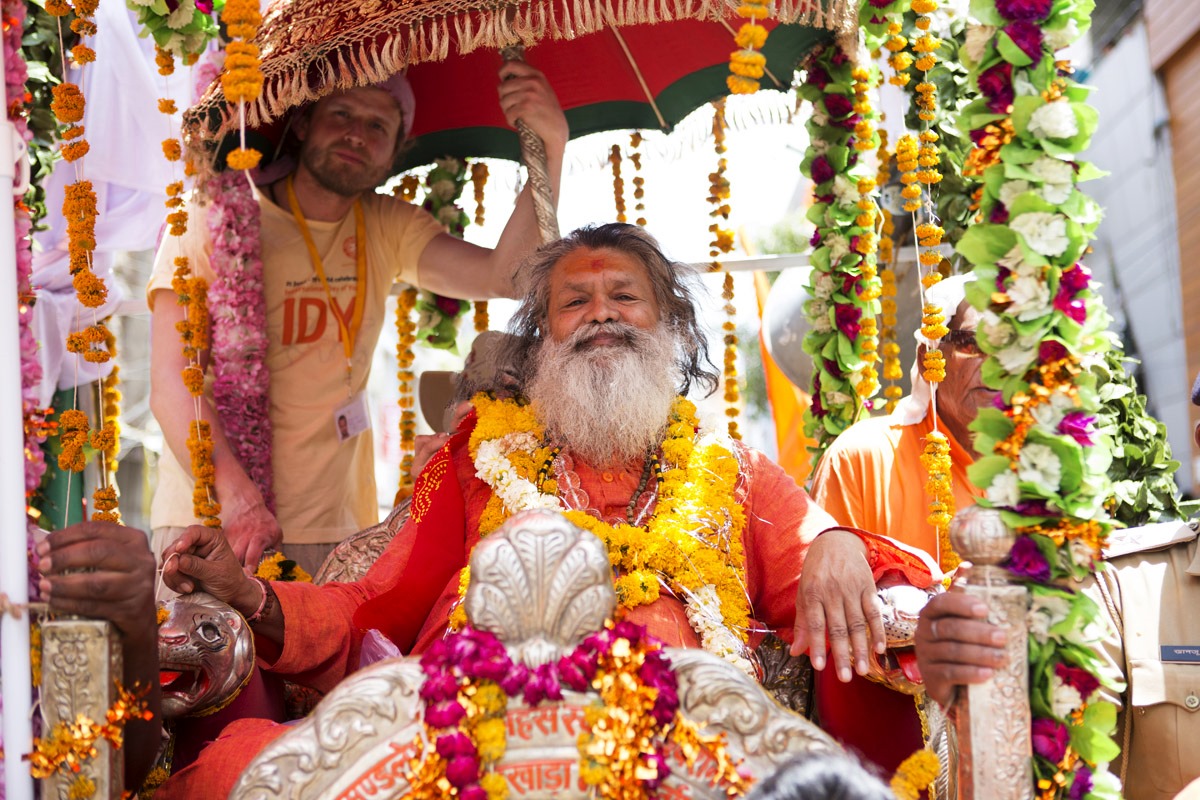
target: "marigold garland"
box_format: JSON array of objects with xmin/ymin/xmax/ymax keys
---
[
  {"xmin": 50, "ymin": 1, "xmax": 124, "ymax": 523},
  {"xmin": 28, "ymin": 682, "xmax": 153, "ymax": 780},
  {"xmin": 727, "ymin": 0, "xmax": 770, "ymax": 94},
  {"xmin": 629, "ymin": 131, "xmax": 647, "ymax": 226},
  {"xmin": 458, "ymin": 394, "xmax": 755, "ymax": 673},
  {"xmin": 707, "ymin": 101, "xmax": 734, "ymax": 272},
  {"xmin": 470, "ymin": 161, "xmax": 488, "ymax": 226},
  {"xmin": 890, "ymin": 748, "xmax": 940, "ymax": 800},
  {"xmin": 57, "ymin": 409, "xmax": 88, "ymax": 473},
  {"xmin": 396, "ymin": 286, "xmax": 418, "ymax": 496},
  {"xmin": 609, "ymin": 143, "xmax": 627, "ymax": 223},
  {"xmin": 220, "ymin": 0, "xmax": 264, "ymax": 171},
  {"xmin": 920, "ymin": 431, "xmax": 958, "ymax": 569},
  {"xmin": 721, "ymin": 274, "xmax": 741, "ymax": 440},
  {"xmin": 705, "ymin": 102, "xmax": 741, "ymax": 437},
  {"xmin": 254, "ymin": 551, "xmax": 313, "ymax": 583}
]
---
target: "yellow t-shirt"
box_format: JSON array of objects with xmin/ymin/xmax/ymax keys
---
[{"xmin": 146, "ymin": 186, "xmax": 444, "ymax": 544}]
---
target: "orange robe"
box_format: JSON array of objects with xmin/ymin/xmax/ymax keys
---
[
  {"xmin": 810, "ymin": 409, "xmax": 982, "ymax": 774},
  {"xmin": 158, "ymin": 423, "xmax": 931, "ymax": 798}
]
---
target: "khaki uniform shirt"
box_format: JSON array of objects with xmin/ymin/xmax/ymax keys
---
[{"xmin": 1091, "ymin": 520, "xmax": 1200, "ymax": 799}]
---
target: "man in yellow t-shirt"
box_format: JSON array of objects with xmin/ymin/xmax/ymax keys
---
[
  {"xmin": 148, "ymin": 64, "xmax": 568, "ymax": 576},
  {"xmin": 809, "ymin": 274, "xmax": 992, "ymax": 773}
]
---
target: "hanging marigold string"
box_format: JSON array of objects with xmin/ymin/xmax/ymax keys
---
[
  {"xmin": 49, "ymin": 0, "xmax": 125, "ymax": 527},
  {"xmin": 727, "ymin": 0, "xmax": 769, "ymax": 94},
  {"xmin": 220, "ymin": 0, "xmax": 264, "ymax": 172},
  {"xmin": 706, "ymin": 101, "xmax": 740, "ymax": 438},
  {"xmin": 155, "ymin": 41, "xmax": 218, "ymax": 527},
  {"xmin": 396, "ymin": 286, "xmax": 419, "ymax": 498},
  {"xmin": 721, "ymin": 274, "xmax": 741, "ymax": 440},
  {"xmin": 875, "ymin": 130, "xmax": 903, "ymax": 413},
  {"xmin": 91, "ymin": 325, "xmax": 121, "ymax": 522},
  {"xmin": 630, "ymin": 131, "xmax": 647, "ymax": 226},
  {"xmin": 27, "ymin": 682, "xmax": 153, "ymax": 781},
  {"xmin": 398, "ymin": 174, "xmax": 420, "ymax": 203},
  {"xmin": 469, "ymin": 162, "xmax": 489, "ymax": 360},
  {"xmin": 707, "ymin": 101, "xmax": 734, "ymax": 272},
  {"xmin": 470, "ymin": 162, "xmax": 488, "ymax": 226},
  {"xmin": 609, "ymin": 143, "xmax": 627, "ymax": 223}
]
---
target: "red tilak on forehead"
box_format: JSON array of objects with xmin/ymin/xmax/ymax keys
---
[{"xmin": 587, "ymin": 258, "xmax": 605, "ymax": 271}]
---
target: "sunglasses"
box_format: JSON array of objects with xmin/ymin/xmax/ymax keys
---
[{"xmin": 943, "ymin": 329, "xmax": 982, "ymax": 356}]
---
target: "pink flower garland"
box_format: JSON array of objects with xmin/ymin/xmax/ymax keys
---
[
  {"xmin": 419, "ymin": 622, "xmax": 682, "ymax": 798},
  {"xmin": 207, "ymin": 170, "xmax": 274, "ymax": 511},
  {"xmin": 4, "ymin": 0, "xmax": 47, "ymax": 499}
]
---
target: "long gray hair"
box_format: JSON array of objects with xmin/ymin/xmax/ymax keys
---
[{"xmin": 500, "ymin": 224, "xmax": 720, "ymax": 397}]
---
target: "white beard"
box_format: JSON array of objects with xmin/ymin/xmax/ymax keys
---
[{"xmin": 526, "ymin": 321, "xmax": 681, "ymax": 467}]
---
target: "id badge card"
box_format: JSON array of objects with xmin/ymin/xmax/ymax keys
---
[{"xmin": 334, "ymin": 392, "xmax": 370, "ymax": 443}]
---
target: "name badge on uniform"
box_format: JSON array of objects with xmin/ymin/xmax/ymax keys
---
[
  {"xmin": 334, "ymin": 392, "xmax": 370, "ymax": 443},
  {"xmin": 1161, "ymin": 645, "xmax": 1200, "ymax": 663}
]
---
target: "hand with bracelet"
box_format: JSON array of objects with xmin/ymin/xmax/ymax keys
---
[{"xmin": 161, "ymin": 525, "xmax": 285, "ymax": 644}]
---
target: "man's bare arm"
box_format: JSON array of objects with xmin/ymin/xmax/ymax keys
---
[
  {"xmin": 149, "ymin": 289, "xmax": 282, "ymax": 566},
  {"xmin": 414, "ymin": 61, "xmax": 568, "ymax": 299}
]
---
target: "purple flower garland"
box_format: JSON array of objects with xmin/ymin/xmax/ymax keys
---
[
  {"xmin": 207, "ymin": 170, "xmax": 274, "ymax": 510},
  {"xmin": 418, "ymin": 622, "xmax": 683, "ymax": 798}
]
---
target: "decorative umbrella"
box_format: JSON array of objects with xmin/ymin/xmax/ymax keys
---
[{"xmin": 183, "ymin": 0, "xmax": 851, "ymax": 174}]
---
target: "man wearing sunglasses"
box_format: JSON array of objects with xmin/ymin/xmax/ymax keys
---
[{"xmin": 807, "ymin": 273, "xmax": 995, "ymax": 772}]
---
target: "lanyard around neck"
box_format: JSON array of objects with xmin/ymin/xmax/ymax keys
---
[{"xmin": 285, "ymin": 174, "xmax": 367, "ymax": 384}]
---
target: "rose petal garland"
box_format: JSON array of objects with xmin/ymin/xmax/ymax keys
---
[
  {"xmin": 798, "ymin": 44, "xmax": 883, "ymax": 464},
  {"xmin": 954, "ymin": 0, "xmax": 1122, "ymax": 795},
  {"xmin": 208, "ymin": 170, "xmax": 274, "ymax": 511},
  {"xmin": 5, "ymin": 0, "xmax": 49, "ymax": 500}
]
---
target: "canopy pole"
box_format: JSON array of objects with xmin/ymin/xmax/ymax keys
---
[
  {"xmin": 500, "ymin": 45, "xmax": 560, "ymax": 245},
  {"xmin": 0, "ymin": 32, "xmax": 35, "ymax": 800}
]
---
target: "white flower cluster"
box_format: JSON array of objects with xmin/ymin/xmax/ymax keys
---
[
  {"xmin": 833, "ymin": 175, "xmax": 859, "ymax": 207},
  {"xmin": 1017, "ymin": 442, "xmax": 1063, "ymax": 491},
  {"xmin": 429, "ymin": 179, "xmax": 458, "ymax": 202},
  {"xmin": 963, "ymin": 24, "xmax": 997, "ymax": 64},
  {"xmin": 985, "ymin": 470, "xmax": 1020, "ymax": 507},
  {"xmin": 826, "ymin": 232, "xmax": 850, "ymax": 265},
  {"xmin": 167, "ymin": 0, "xmax": 198, "ymax": 29},
  {"xmin": 1010, "ymin": 211, "xmax": 1069, "ymax": 258},
  {"xmin": 474, "ymin": 433, "xmax": 561, "ymax": 515},
  {"xmin": 1027, "ymin": 592, "xmax": 1072, "ymax": 644},
  {"xmin": 807, "ymin": 298, "xmax": 832, "ymax": 333},
  {"xmin": 685, "ymin": 584, "xmax": 756, "ymax": 678},
  {"xmin": 1030, "ymin": 391, "xmax": 1077, "ymax": 432},
  {"xmin": 1028, "ymin": 100, "xmax": 1079, "ymax": 141}
]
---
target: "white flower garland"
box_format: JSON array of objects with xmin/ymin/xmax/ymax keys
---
[{"xmin": 473, "ymin": 419, "xmax": 758, "ymax": 677}]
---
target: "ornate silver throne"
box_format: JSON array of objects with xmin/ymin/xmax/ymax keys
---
[{"xmin": 233, "ymin": 509, "xmax": 840, "ymax": 799}]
